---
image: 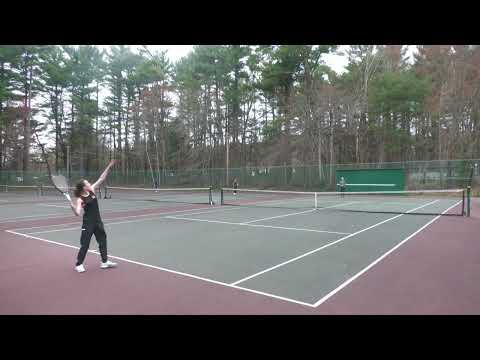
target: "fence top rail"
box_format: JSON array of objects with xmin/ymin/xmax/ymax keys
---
[{"xmin": 1, "ymin": 159, "xmax": 479, "ymax": 174}]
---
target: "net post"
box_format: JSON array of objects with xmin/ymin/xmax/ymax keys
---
[
  {"xmin": 5, "ymin": 184, "xmax": 8, "ymax": 193},
  {"xmin": 209, "ymin": 187, "xmax": 213, "ymax": 205},
  {"xmin": 314, "ymin": 192, "xmax": 318, "ymax": 209},
  {"xmin": 39, "ymin": 184, "xmax": 43, "ymax": 196},
  {"xmin": 467, "ymin": 186, "xmax": 471, "ymax": 217},
  {"xmin": 220, "ymin": 188, "xmax": 224, "ymax": 205}
]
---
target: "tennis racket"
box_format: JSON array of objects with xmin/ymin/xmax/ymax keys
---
[
  {"xmin": 33, "ymin": 129, "xmax": 72, "ymax": 203},
  {"xmin": 50, "ymin": 174, "xmax": 71, "ymax": 200}
]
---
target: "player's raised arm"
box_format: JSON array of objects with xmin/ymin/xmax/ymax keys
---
[{"xmin": 92, "ymin": 160, "xmax": 117, "ymax": 191}]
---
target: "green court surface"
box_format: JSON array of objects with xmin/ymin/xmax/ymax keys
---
[{"xmin": 3, "ymin": 193, "xmax": 462, "ymax": 307}]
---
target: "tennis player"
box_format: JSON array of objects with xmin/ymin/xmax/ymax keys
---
[
  {"xmin": 233, "ymin": 178, "xmax": 238, "ymax": 196},
  {"xmin": 339, "ymin": 176, "xmax": 346, "ymax": 197},
  {"xmin": 67, "ymin": 160, "xmax": 117, "ymax": 273}
]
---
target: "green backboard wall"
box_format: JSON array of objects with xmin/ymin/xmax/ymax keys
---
[{"xmin": 336, "ymin": 168, "xmax": 406, "ymax": 192}]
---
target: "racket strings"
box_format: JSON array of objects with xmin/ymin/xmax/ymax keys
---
[{"xmin": 51, "ymin": 175, "xmax": 69, "ymax": 193}]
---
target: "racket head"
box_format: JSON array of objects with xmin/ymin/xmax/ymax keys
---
[{"xmin": 51, "ymin": 175, "xmax": 69, "ymax": 193}]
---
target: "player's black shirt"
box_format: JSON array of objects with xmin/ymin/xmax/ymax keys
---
[{"xmin": 81, "ymin": 191, "xmax": 101, "ymax": 223}]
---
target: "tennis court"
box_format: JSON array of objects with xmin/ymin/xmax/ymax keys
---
[{"xmin": 1, "ymin": 186, "xmax": 479, "ymax": 314}]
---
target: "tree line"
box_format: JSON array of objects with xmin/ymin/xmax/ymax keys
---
[{"xmin": 0, "ymin": 45, "xmax": 479, "ymax": 179}]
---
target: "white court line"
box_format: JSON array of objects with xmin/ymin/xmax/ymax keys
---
[
  {"xmin": 21, "ymin": 205, "xmax": 250, "ymax": 235},
  {"xmin": 243, "ymin": 223, "xmax": 349, "ymax": 235},
  {"xmin": 37, "ymin": 202, "xmax": 191, "ymax": 212},
  {"xmin": 37, "ymin": 204, "xmax": 70, "ymax": 208},
  {"xmin": 169, "ymin": 206, "xmax": 241, "ymax": 217},
  {"xmin": 165, "ymin": 216, "xmax": 351, "ymax": 235},
  {"xmin": 2, "ymin": 203, "xmax": 216, "ymax": 227},
  {"xmin": 10, "ymin": 220, "xmax": 98, "ymax": 232},
  {"xmin": 22, "ymin": 199, "xmax": 338, "ymax": 235},
  {"xmin": 9, "ymin": 206, "xmax": 228, "ymax": 232},
  {"xmin": 0, "ymin": 212, "xmax": 67, "ymax": 222},
  {"xmin": 1, "ymin": 199, "xmax": 220, "ymax": 225},
  {"xmin": 28, "ymin": 214, "xmax": 350, "ymax": 236},
  {"xmin": 5, "ymin": 229, "xmax": 315, "ymax": 308},
  {"xmin": 27, "ymin": 216, "xmax": 179, "ymax": 234},
  {"xmin": 230, "ymin": 200, "xmax": 440, "ymax": 286},
  {"xmin": 38, "ymin": 201, "xmax": 154, "ymax": 210},
  {"xmin": 312, "ymin": 200, "xmax": 462, "ymax": 307},
  {"xmin": 7, "ymin": 204, "xmax": 235, "ymax": 232},
  {"xmin": 242, "ymin": 209, "xmax": 316, "ymax": 224},
  {"xmin": 242, "ymin": 202, "xmax": 358, "ymax": 224}
]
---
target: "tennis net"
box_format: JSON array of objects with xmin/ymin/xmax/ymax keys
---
[
  {"xmin": 40, "ymin": 185, "xmax": 102, "ymax": 198},
  {"xmin": 221, "ymin": 188, "xmax": 469, "ymax": 216},
  {"xmin": 104, "ymin": 186, "xmax": 213, "ymax": 205},
  {"xmin": 0, "ymin": 185, "xmax": 41, "ymax": 197}
]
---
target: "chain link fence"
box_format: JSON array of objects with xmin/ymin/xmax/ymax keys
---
[{"xmin": 2, "ymin": 159, "xmax": 479, "ymax": 192}]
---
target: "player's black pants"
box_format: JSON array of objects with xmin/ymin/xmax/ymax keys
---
[{"xmin": 76, "ymin": 220, "xmax": 108, "ymax": 266}]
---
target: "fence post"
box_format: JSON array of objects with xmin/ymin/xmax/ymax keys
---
[{"xmin": 467, "ymin": 186, "xmax": 471, "ymax": 217}]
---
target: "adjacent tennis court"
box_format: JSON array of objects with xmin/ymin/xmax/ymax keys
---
[{"xmin": 1, "ymin": 186, "xmax": 478, "ymax": 314}]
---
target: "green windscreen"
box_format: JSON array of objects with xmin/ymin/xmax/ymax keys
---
[{"xmin": 336, "ymin": 168, "xmax": 406, "ymax": 192}]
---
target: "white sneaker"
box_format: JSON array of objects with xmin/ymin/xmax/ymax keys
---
[
  {"xmin": 100, "ymin": 260, "xmax": 117, "ymax": 269},
  {"xmin": 75, "ymin": 264, "xmax": 86, "ymax": 273}
]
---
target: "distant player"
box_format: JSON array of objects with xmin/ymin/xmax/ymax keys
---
[
  {"xmin": 233, "ymin": 178, "xmax": 238, "ymax": 196},
  {"xmin": 339, "ymin": 176, "xmax": 346, "ymax": 197}
]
